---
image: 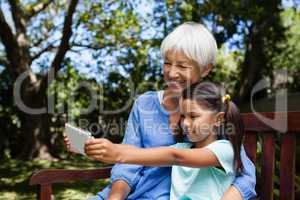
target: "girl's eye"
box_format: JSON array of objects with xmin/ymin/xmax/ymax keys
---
[
  {"xmin": 190, "ymin": 115, "xmax": 197, "ymax": 119},
  {"xmin": 191, "ymin": 113, "xmax": 201, "ymax": 119},
  {"xmin": 180, "ymin": 115, "xmax": 185, "ymax": 121},
  {"xmin": 164, "ymin": 62, "xmax": 171, "ymax": 66}
]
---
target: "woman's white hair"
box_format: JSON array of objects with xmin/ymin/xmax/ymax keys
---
[{"xmin": 160, "ymin": 22, "xmax": 217, "ymax": 68}]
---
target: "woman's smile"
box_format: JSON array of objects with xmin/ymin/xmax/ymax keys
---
[
  {"xmin": 166, "ymin": 80, "xmax": 186, "ymax": 89},
  {"xmin": 163, "ymin": 50, "xmax": 203, "ymax": 94}
]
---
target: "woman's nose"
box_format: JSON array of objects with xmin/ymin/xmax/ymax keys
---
[{"xmin": 169, "ymin": 65, "xmax": 180, "ymax": 79}]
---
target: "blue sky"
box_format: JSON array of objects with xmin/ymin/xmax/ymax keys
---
[{"xmin": 0, "ymin": 0, "xmax": 299, "ymax": 79}]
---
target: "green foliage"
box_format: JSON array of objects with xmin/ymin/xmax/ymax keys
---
[
  {"xmin": 0, "ymin": 158, "xmax": 109, "ymax": 200},
  {"xmin": 206, "ymin": 46, "xmax": 244, "ymax": 94},
  {"xmin": 0, "ymin": 69, "xmax": 21, "ymax": 159},
  {"xmin": 48, "ymin": 63, "xmax": 101, "ymax": 120},
  {"xmin": 1, "ymin": 0, "xmax": 300, "ymax": 198},
  {"xmin": 270, "ymin": 8, "xmax": 300, "ymax": 91}
]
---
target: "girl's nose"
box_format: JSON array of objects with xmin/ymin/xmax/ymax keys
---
[{"xmin": 182, "ymin": 118, "xmax": 192, "ymax": 132}]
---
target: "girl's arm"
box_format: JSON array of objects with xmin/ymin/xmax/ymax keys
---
[{"xmin": 85, "ymin": 138, "xmax": 221, "ymax": 168}]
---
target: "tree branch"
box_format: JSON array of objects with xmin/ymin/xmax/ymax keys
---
[
  {"xmin": 0, "ymin": 57, "xmax": 8, "ymax": 67},
  {"xmin": 32, "ymin": 37, "xmax": 45, "ymax": 48},
  {"xmin": 25, "ymin": 0, "xmax": 54, "ymax": 19},
  {"xmin": 50, "ymin": 0, "xmax": 78, "ymax": 74},
  {"xmin": 31, "ymin": 25, "xmax": 61, "ymax": 48},
  {"xmin": 7, "ymin": 0, "xmax": 31, "ymax": 69},
  {"xmin": 7, "ymin": 0, "xmax": 26, "ymax": 35},
  {"xmin": 72, "ymin": 42, "xmax": 109, "ymax": 50},
  {"xmin": 72, "ymin": 37, "xmax": 161, "ymax": 51},
  {"xmin": 40, "ymin": 0, "xmax": 79, "ymax": 92},
  {"xmin": 30, "ymin": 44, "xmax": 57, "ymax": 62},
  {"xmin": 0, "ymin": 9, "xmax": 25, "ymax": 78}
]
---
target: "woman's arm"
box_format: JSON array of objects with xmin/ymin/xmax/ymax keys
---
[
  {"xmin": 220, "ymin": 186, "xmax": 243, "ymax": 200},
  {"xmin": 221, "ymin": 146, "xmax": 257, "ymax": 200},
  {"xmin": 85, "ymin": 138, "xmax": 221, "ymax": 168}
]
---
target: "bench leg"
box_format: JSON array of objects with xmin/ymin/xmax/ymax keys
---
[{"xmin": 37, "ymin": 184, "xmax": 52, "ymax": 200}]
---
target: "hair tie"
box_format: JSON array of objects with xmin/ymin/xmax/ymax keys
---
[{"xmin": 222, "ymin": 94, "xmax": 231, "ymax": 103}]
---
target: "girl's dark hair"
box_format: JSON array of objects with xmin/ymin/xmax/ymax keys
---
[{"xmin": 176, "ymin": 82, "xmax": 244, "ymax": 172}]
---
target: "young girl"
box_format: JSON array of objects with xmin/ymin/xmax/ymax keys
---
[{"xmin": 85, "ymin": 82, "xmax": 245, "ymax": 200}]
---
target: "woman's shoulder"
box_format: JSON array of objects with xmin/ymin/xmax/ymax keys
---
[{"xmin": 135, "ymin": 91, "xmax": 160, "ymax": 106}]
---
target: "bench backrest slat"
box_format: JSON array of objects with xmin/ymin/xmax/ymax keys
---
[
  {"xmin": 244, "ymin": 131, "xmax": 257, "ymax": 164},
  {"xmin": 280, "ymin": 133, "xmax": 296, "ymax": 200},
  {"xmin": 260, "ymin": 133, "xmax": 276, "ymax": 200},
  {"xmin": 242, "ymin": 112, "xmax": 299, "ymax": 200}
]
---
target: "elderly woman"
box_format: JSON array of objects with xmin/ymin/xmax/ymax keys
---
[{"xmin": 76, "ymin": 22, "xmax": 256, "ymax": 200}]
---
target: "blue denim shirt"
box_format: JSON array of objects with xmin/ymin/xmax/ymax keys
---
[{"xmin": 97, "ymin": 91, "xmax": 256, "ymax": 200}]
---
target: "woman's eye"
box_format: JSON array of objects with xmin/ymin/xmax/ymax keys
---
[
  {"xmin": 178, "ymin": 65, "xmax": 186, "ymax": 68},
  {"xmin": 164, "ymin": 62, "xmax": 171, "ymax": 66},
  {"xmin": 179, "ymin": 65, "xmax": 191, "ymax": 69}
]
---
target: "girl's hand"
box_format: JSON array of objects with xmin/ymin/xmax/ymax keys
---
[
  {"xmin": 63, "ymin": 135, "xmax": 71, "ymax": 151},
  {"xmin": 84, "ymin": 138, "xmax": 121, "ymax": 163}
]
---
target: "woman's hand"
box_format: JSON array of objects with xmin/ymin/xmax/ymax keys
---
[
  {"xmin": 84, "ymin": 138, "xmax": 121, "ymax": 163},
  {"xmin": 220, "ymin": 186, "xmax": 243, "ymax": 200}
]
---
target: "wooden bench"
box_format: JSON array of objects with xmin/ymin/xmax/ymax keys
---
[{"xmin": 29, "ymin": 111, "xmax": 299, "ymax": 200}]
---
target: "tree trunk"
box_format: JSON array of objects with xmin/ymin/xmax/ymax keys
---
[
  {"xmin": 16, "ymin": 114, "xmax": 51, "ymax": 160},
  {"xmin": 0, "ymin": 0, "xmax": 79, "ymax": 160},
  {"xmin": 12, "ymin": 73, "xmax": 55, "ymax": 160},
  {"xmin": 237, "ymin": 25, "xmax": 266, "ymax": 103},
  {"xmin": 237, "ymin": 0, "xmax": 283, "ymax": 104}
]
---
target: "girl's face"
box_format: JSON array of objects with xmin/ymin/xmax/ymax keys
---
[
  {"xmin": 163, "ymin": 50, "xmax": 210, "ymax": 94},
  {"xmin": 180, "ymin": 99, "xmax": 222, "ymax": 143}
]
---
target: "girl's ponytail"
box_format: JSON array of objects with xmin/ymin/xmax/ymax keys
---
[{"xmin": 224, "ymin": 100, "xmax": 244, "ymax": 173}]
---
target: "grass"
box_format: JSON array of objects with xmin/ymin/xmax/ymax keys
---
[{"xmin": 0, "ymin": 155, "xmax": 110, "ymax": 200}]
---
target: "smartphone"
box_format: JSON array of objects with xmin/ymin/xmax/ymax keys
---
[{"xmin": 65, "ymin": 123, "xmax": 94, "ymax": 155}]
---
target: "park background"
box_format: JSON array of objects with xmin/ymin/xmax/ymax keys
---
[{"xmin": 0, "ymin": 0, "xmax": 300, "ymax": 199}]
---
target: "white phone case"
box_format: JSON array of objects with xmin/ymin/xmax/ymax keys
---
[{"xmin": 65, "ymin": 123, "xmax": 94, "ymax": 155}]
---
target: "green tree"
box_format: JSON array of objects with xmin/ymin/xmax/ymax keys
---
[
  {"xmin": 0, "ymin": 0, "xmax": 79, "ymax": 159},
  {"xmin": 152, "ymin": 0, "xmax": 285, "ymax": 102},
  {"xmin": 0, "ymin": 0, "xmax": 161, "ymax": 160},
  {"xmin": 271, "ymin": 7, "xmax": 300, "ymax": 91}
]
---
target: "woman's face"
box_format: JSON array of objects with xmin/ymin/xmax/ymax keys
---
[
  {"xmin": 163, "ymin": 50, "xmax": 204, "ymax": 94},
  {"xmin": 180, "ymin": 99, "xmax": 218, "ymax": 143}
]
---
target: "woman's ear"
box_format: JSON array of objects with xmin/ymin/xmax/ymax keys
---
[
  {"xmin": 201, "ymin": 64, "xmax": 213, "ymax": 78},
  {"xmin": 214, "ymin": 112, "xmax": 225, "ymax": 127}
]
